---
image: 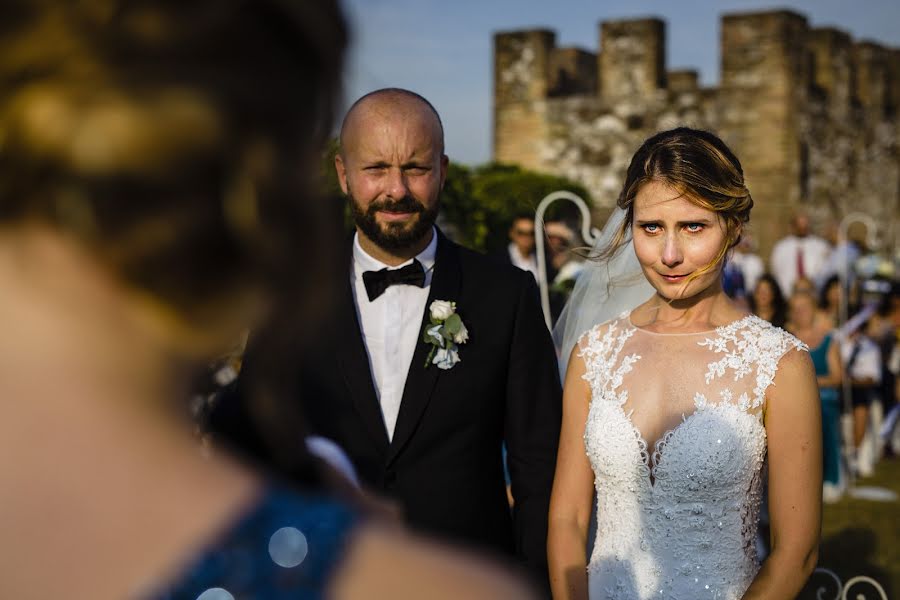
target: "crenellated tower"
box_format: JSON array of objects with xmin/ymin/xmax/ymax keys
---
[{"xmin": 492, "ymin": 10, "xmax": 900, "ymax": 256}]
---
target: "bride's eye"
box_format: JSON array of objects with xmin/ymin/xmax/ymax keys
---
[
  {"xmin": 641, "ymin": 223, "xmax": 660, "ymax": 234},
  {"xmin": 684, "ymin": 223, "xmax": 705, "ymax": 233}
]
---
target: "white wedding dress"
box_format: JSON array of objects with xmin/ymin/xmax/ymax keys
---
[{"xmin": 578, "ymin": 311, "xmax": 806, "ymax": 600}]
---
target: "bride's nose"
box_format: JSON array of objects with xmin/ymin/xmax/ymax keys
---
[{"xmin": 661, "ymin": 234, "xmax": 683, "ymax": 268}]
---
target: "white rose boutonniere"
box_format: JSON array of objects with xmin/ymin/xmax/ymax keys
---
[
  {"xmin": 429, "ymin": 300, "xmax": 455, "ymax": 321},
  {"xmin": 423, "ymin": 300, "xmax": 468, "ymax": 370}
]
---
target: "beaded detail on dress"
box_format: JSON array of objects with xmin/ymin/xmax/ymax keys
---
[{"xmin": 578, "ymin": 312, "xmax": 806, "ymax": 600}]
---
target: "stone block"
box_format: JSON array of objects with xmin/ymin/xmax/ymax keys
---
[{"xmin": 599, "ymin": 18, "xmax": 665, "ymax": 101}]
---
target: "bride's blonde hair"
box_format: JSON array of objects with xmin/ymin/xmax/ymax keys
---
[{"xmin": 599, "ymin": 127, "xmax": 753, "ymax": 285}]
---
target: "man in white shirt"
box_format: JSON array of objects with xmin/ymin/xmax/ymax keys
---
[
  {"xmin": 495, "ymin": 213, "xmax": 562, "ymax": 323},
  {"xmin": 337, "ymin": 89, "xmax": 560, "ymax": 590},
  {"xmin": 214, "ymin": 88, "xmax": 561, "ymax": 593},
  {"xmin": 506, "ymin": 214, "xmax": 539, "ymax": 279},
  {"xmin": 769, "ymin": 211, "xmax": 831, "ymax": 296}
]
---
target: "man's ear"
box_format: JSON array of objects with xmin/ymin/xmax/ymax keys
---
[{"xmin": 334, "ymin": 152, "xmax": 349, "ymax": 195}]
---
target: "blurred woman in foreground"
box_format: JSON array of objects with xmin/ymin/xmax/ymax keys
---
[{"xmin": 0, "ymin": 2, "xmax": 533, "ymax": 598}]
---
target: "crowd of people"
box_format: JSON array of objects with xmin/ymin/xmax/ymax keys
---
[{"xmin": 725, "ymin": 214, "xmax": 900, "ymax": 502}]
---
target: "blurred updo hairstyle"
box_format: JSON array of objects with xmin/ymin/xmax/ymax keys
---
[{"xmin": 0, "ymin": 0, "xmax": 347, "ymax": 481}]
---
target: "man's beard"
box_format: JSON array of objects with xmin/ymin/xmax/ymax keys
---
[{"xmin": 349, "ymin": 191, "xmax": 438, "ymax": 251}]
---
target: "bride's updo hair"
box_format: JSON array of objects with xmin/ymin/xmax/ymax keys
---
[
  {"xmin": 0, "ymin": 0, "xmax": 347, "ymax": 482},
  {"xmin": 601, "ymin": 127, "xmax": 752, "ymax": 273}
]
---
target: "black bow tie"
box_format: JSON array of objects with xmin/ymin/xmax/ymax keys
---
[{"xmin": 362, "ymin": 259, "xmax": 426, "ymax": 301}]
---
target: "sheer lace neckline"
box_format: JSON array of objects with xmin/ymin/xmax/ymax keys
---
[
  {"xmin": 579, "ymin": 314, "xmax": 808, "ymax": 598},
  {"xmin": 626, "ymin": 311, "xmax": 755, "ymax": 336}
]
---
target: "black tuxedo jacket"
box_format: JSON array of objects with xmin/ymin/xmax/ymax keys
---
[{"xmin": 211, "ymin": 230, "xmax": 561, "ymax": 582}]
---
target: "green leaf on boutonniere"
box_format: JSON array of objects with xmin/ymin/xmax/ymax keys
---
[{"xmin": 444, "ymin": 313, "xmax": 462, "ymax": 335}]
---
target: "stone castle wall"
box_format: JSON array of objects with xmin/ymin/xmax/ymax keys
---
[{"xmin": 493, "ymin": 10, "xmax": 900, "ymax": 257}]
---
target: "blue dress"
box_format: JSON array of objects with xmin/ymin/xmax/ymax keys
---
[
  {"xmin": 149, "ymin": 485, "xmax": 359, "ymax": 600},
  {"xmin": 809, "ymin": 332, "xmax": 841, "ymax": 485}
]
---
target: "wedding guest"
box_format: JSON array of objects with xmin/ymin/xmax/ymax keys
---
[
  {"xmin": 749, "ymin": 273, "xmax": 788, "ymax": 328},
  {"xmin": 721, "ymin": 258, "xmax": 747, "ymax": 300},
  {"xmin": 545, "ymin": 220, "xmax": 582, "ymax": 322},
  {"xmin": 876, "ymin": 286, "xmax": 900, "ymax": 416},
  {"xmin": 731, "ymin": 234, "xmax": 765, "ymax": 293},
  {"xmin": 793, "ymin": 275, "xmax": 817, "ymax": 296},
  {"xmin": 818, "ymin": 275, "xmax": 843, "ymax": 328},
  {"xmin": 787, "ymin": 291, "xmax": 843, "ymax": 502},
  {"xmin": 873, "ymin": 288, "xmax": 900, "ymax": 457},
  {"xmin": 723, "ymin": 234, "xmax": 763, "ymax": 302},
  {"xmin": 770, "ymin": 211, "xmax": 830, "ymax": 298},
  {"xmin": 496, "ymin": 213, "xmax": 559, "ymax": 290},
  {"xmin": 505, "ymin": 213, "xmax": 540, "ymax": 279},
  {"xmin": 841, "ymin": 318, "xmax": 882, "ymax": 477},
  {"xmin": 212, "ymin": 88, "xmax": 562, "ymax": 593},
  {"xmin": 545, "ymin": 221, "xmax": 580, "ymax": 276},
  {"xmin": 0, "ymin": 2, "xmax": 535, "ymax": 598}
]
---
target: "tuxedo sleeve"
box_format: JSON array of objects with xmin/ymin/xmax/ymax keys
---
[{"xmin": 504, "ymin": 273, "xmax": 562, "ymax": 586}]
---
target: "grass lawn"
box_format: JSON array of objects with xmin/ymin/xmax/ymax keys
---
[{"xmin": 798, "ymin": 456, "xmax": 900, "ymax": 599}]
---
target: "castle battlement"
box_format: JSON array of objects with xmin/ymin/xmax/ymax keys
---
[{"xmin": 493, "ymin": 10, "xmax": 900, "ymax": 255}]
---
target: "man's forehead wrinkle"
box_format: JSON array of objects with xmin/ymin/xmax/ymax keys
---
[
  {"xmin": 356, "ymin": 126, "xmax": 425, "ymax": 160},
  {"xmin": 346, "ymin": 118, "xmax": 440, "ymax": 168}
]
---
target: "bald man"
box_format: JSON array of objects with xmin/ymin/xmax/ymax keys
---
[{"xmin": 211, "ymin": 89, "xmax": 561, "ymax": 592}]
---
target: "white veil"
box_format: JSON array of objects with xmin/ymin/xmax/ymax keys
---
[{"xmin": 552, "ymin": 207, "xmax": 654, "ymax": 379}]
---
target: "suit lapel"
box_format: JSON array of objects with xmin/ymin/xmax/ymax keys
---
[
  {"xmin": 387, "ymin": 231, "xmax": 462, "ymax": 464},
  {"xmin": 335, "ymin": 252, "xmax": 390, "ymax": 455}
]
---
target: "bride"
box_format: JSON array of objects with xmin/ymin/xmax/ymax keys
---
[{"xmin": 547, "ymin": 128, "xmax": 821, "ymax": 599}]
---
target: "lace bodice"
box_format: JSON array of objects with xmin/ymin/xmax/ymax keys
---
[{"xmin": 578, "ymin": 312, "xmax": 806, "ymax": 600}]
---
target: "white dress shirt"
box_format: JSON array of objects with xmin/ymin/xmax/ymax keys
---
[
  {"xmin": 351, "ymin": 229, "xmax": 437, "ymax": 440},
  {"xmin": 769, "ymin": 234, "xmax": 830, "ymax": 296}
]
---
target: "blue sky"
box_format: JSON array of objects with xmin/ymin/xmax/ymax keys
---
[{"xmin": 341, "ymin": 0, "xmax": 900, "ymax": 166}]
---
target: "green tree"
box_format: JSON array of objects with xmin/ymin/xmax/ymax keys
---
[{"xmin": 442, "ymin": 162, "xmax": 592, "ymax": 253}]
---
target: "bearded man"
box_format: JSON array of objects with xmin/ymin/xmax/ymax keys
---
[{"xmin": 212, "ymin": 88, "xmax": 560, "ymax": 592}]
